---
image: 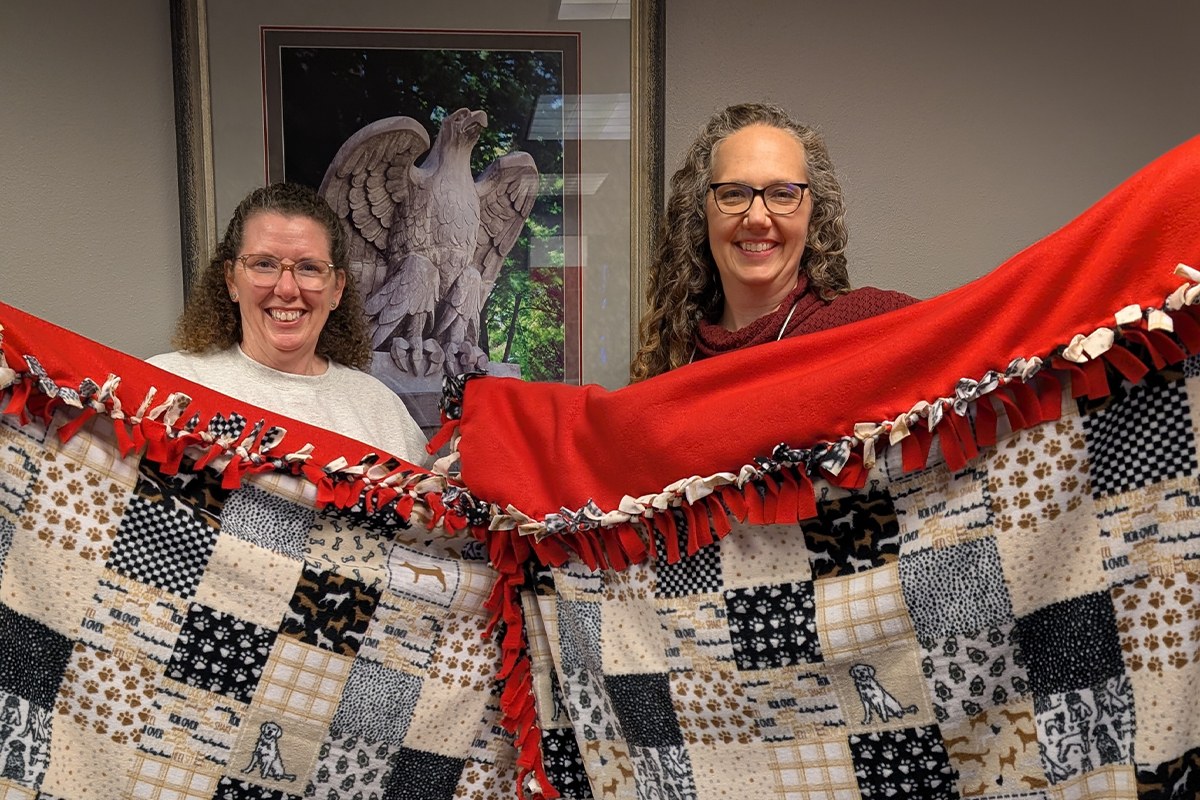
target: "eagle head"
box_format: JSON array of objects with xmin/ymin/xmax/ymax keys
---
[{"xmin": 444, "ymin": 108, "xmax": 488, "ymax": 145}]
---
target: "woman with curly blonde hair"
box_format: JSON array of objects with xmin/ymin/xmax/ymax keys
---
[
  {"xmin": 631, "ymin": 103, "xmax": 916, "ymax": 381},
  {"xmin": 149, "ymin": 183, "xmax": 427, "ymax": 463}
]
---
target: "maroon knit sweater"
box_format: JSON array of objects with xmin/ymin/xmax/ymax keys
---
[{"xmin": 694, "ymin": 275, "xmax": 919, "ymax": 360}]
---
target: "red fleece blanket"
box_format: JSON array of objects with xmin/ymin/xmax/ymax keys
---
[{"xmin": 454, "ymin": 134, "xmax": 1200, "ymax": 520}]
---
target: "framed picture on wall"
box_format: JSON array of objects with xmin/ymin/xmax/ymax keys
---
[
  {"xmin": 170, "ymin": 0, "xmax": 664, "ymax": 431},
  {"xmin": 263, "ymin": 28, "xmax": 581, "ymax": 407}
]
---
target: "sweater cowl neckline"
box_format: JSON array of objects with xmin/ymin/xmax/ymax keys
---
[{"xmin": 695, "ymin": 276, "xmax": 820, "ymax": 357}]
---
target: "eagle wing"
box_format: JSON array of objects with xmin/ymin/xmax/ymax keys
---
[
  {"xmin": 473, "ymin": 151, "xmax": 539, "ymax": 291},
  {"xmin": 319, "ymin": 117, "xmax": 430, "ymax": 298}
]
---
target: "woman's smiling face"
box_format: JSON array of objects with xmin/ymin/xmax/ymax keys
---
[
  {"xmin": 225, "ymin": 211, "xmax": 345, "ymax": 373},
  {"xmin": 706, "ymin": 124, "xmax": 813, "ymax": 302}
]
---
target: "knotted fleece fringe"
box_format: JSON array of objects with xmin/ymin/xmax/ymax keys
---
[
  {"xmin": 442, "ymin": 264, "xmax": 1200, "ymax": 579},
  {"xmin": 0, "ymin": 311, "xmax": 555, "ymax": 800}
]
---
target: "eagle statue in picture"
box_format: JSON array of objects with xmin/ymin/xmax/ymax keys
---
[{"xmin": 319, "ymin": 108, "xmax": 539, "ymax": 377}]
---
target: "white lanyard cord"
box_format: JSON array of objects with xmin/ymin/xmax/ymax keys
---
[{"xmin": 688, "ymin": 297, "xmax": 800, "ymax": 365}]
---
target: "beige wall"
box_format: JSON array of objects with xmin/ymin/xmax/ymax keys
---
[
  {"xmin": 666, "ymin": 0, "xmax": 1200, "ymax": 300},
  {"xmin": 0, "ymin": 1, "xmax": 182, "ymax": 357},
  {"xmin": 4, "ymin": 2, "xmax": 1198, "ymax": 363}
]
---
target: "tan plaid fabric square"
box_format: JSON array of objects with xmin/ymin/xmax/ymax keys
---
[
  {"xmin": 248, "ymin": 469, "xmax": 318, "ymax": 506},
  {"xmin": 255, "ymin": 638, "xmax": 352, "ymax": 724},
  {"xmin": 1050, "ymin": 764, "xmax": 1137, "ymax": 800},
  {"xmin": 47, "ymin": 413, "xmax": 140, "ymax": 488},
  {"xmin": 128, "ymin": 754, "xmax": 220, "ymax": 800},
  {"xmin": 769, "ymin": 739, "xmax": 861, "ymax": 800},
  {"xmin": 451, "ymin": 559, "xmax": 498, "ymax": 616},
  {"xmin": 816, "ymin": 563, "xmax": 913, "ymax": 658},
  {"xmin": 0, "ymin": 783, "xmax": 36, "ymax": 800}
]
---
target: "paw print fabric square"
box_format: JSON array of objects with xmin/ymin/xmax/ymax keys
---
[
  {"xmin": 848, "ymin": 725, "xmax": 956, "ymax": 800},
  {"xmin": 669, "ymin": 669, "xmax": 756, "ymax": 747},
  {"xmin": 985, "ymin": 412, "xmax": 1093, "ymax": 533},
  {"xmin": 165, "ymin": 602, "xmax": 277, "ymax": 703},
  {"xmin": 212, "ymin": 775, "xmax": 301, "ymax": 800},
  {"xmin": 725, "ymin": 581, "xmax": 821, "ymax": 670},
  {"xmin": 540, "ymin": 727, "xmax": 590, "ymax": 798}
]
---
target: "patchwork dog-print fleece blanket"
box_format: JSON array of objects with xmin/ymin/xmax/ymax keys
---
[{"xmin": 1, "ymin": 133, "xmax": 1200, "ymax": 800}]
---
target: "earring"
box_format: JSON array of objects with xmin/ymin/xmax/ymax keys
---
[
  {"xmin": 230, "ymin": 292, "xmax": 238, "ymax": 302},
  {"xmin": 330, "ymin": 301, "xmax": 338, "ymax": 309}
]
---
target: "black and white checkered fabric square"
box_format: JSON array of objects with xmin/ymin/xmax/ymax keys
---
[
  {"xmin": 653, "ymin": 511, "xmax": 723, "ymax": 598},
  {"xmin": 106, "ymin": 495, "xmax": 219, "ymax": 598},
  {"xmin": 1081, "ymin": 378, "xmax": 1197, "ymax": 496},
  {"xmin": 206, "ymin": 412, "xmax": 247, "ymax": 442}
]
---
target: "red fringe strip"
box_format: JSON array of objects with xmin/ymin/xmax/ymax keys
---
[
  {"xmin": 1082, "ymin": 356, "xmax": 1111, "ymax": 399},
  {"xmin": 761, "ymin": 475, "xmax": 779, "ymax": 523},
  {"xmin": 1171, "ymin": 311, "xmax": 1200, "ymax": 352},
  {"xmin": 480, "ymin": 527, "xmax": 558, "ymax": 800},
  {"xmin": 4, "ymin": 379, "xmax": 33, "ymax": 425},
  {"xmin": 948, "ymin": 409, "xmax": 979, "ymax": 462},
  {"xmin": 901, "ymin": 423, "xmax": 933, "ymax": 472},
  {"xmin": 744, "ymin": 483, "xmax": 766, "ymax": 525},
  {"xmin": 617, "ymin": 523, "xmax": 649, "ymax": 563},
  {"xmin": 827, "ymin": 452, "xmax": 867, "ymax": 490},
  {"xmin": 660, "ymin": 510, "xmax": 682, "ymax": 565},
  {"xmin": 55, "ymin": 406, "xmax": 98, "ymax": 441},
  {"xmin": 426, "ymin": 417, "xmax": 460, "ymax": 455},
  {"xmin": 774, "ymin": 470, "xmax": 800, "ymax": 524},
  {"xmin": 706, "ymin": 495, "xmax": 733, "ymax": 537},
  {"xmin": 937, "ymin": 415, "xmax": 968, "ymax": 472},
  {"xmin": 975, "ymin": 395, "xmax": 998, "ymax": 447},
  {"xmin": 992, "ymin": 388, "xmax": 1028, "ymax": 432},
  {"xmin": 1008, "ymin": 381, "xmax": 1043, "ymax": 428},
  {"xmin": 599, "ymin": 527, "xmax": 628, "ymax": 571},
  {"xmin": 1104, "ymin": 343, "xmax": 1150, "ymax": 384},
  {"xmin": 1037, "ymin": 373, "xmax": 1063, "ymax": 421},
  {"xmin": 721, "ymin": 485, "xmax": 748, "ymax": 522}
]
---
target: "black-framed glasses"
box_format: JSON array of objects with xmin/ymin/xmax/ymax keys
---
[
  {"xmin": 709, "ymin": 182, "xmax": 809, "ymax": 215},
  {"xmin": 235, "ymin": 254, "xmax": 336, "ymax": 290}
]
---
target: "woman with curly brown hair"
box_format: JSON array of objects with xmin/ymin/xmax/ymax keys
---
[
  {"xmin": 631, "ymin": 103, "xmax": 917, "ymax": 381},
  {"xmin": 149, "ymin": 183, "xmax": 427, "ymax": 463}
]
